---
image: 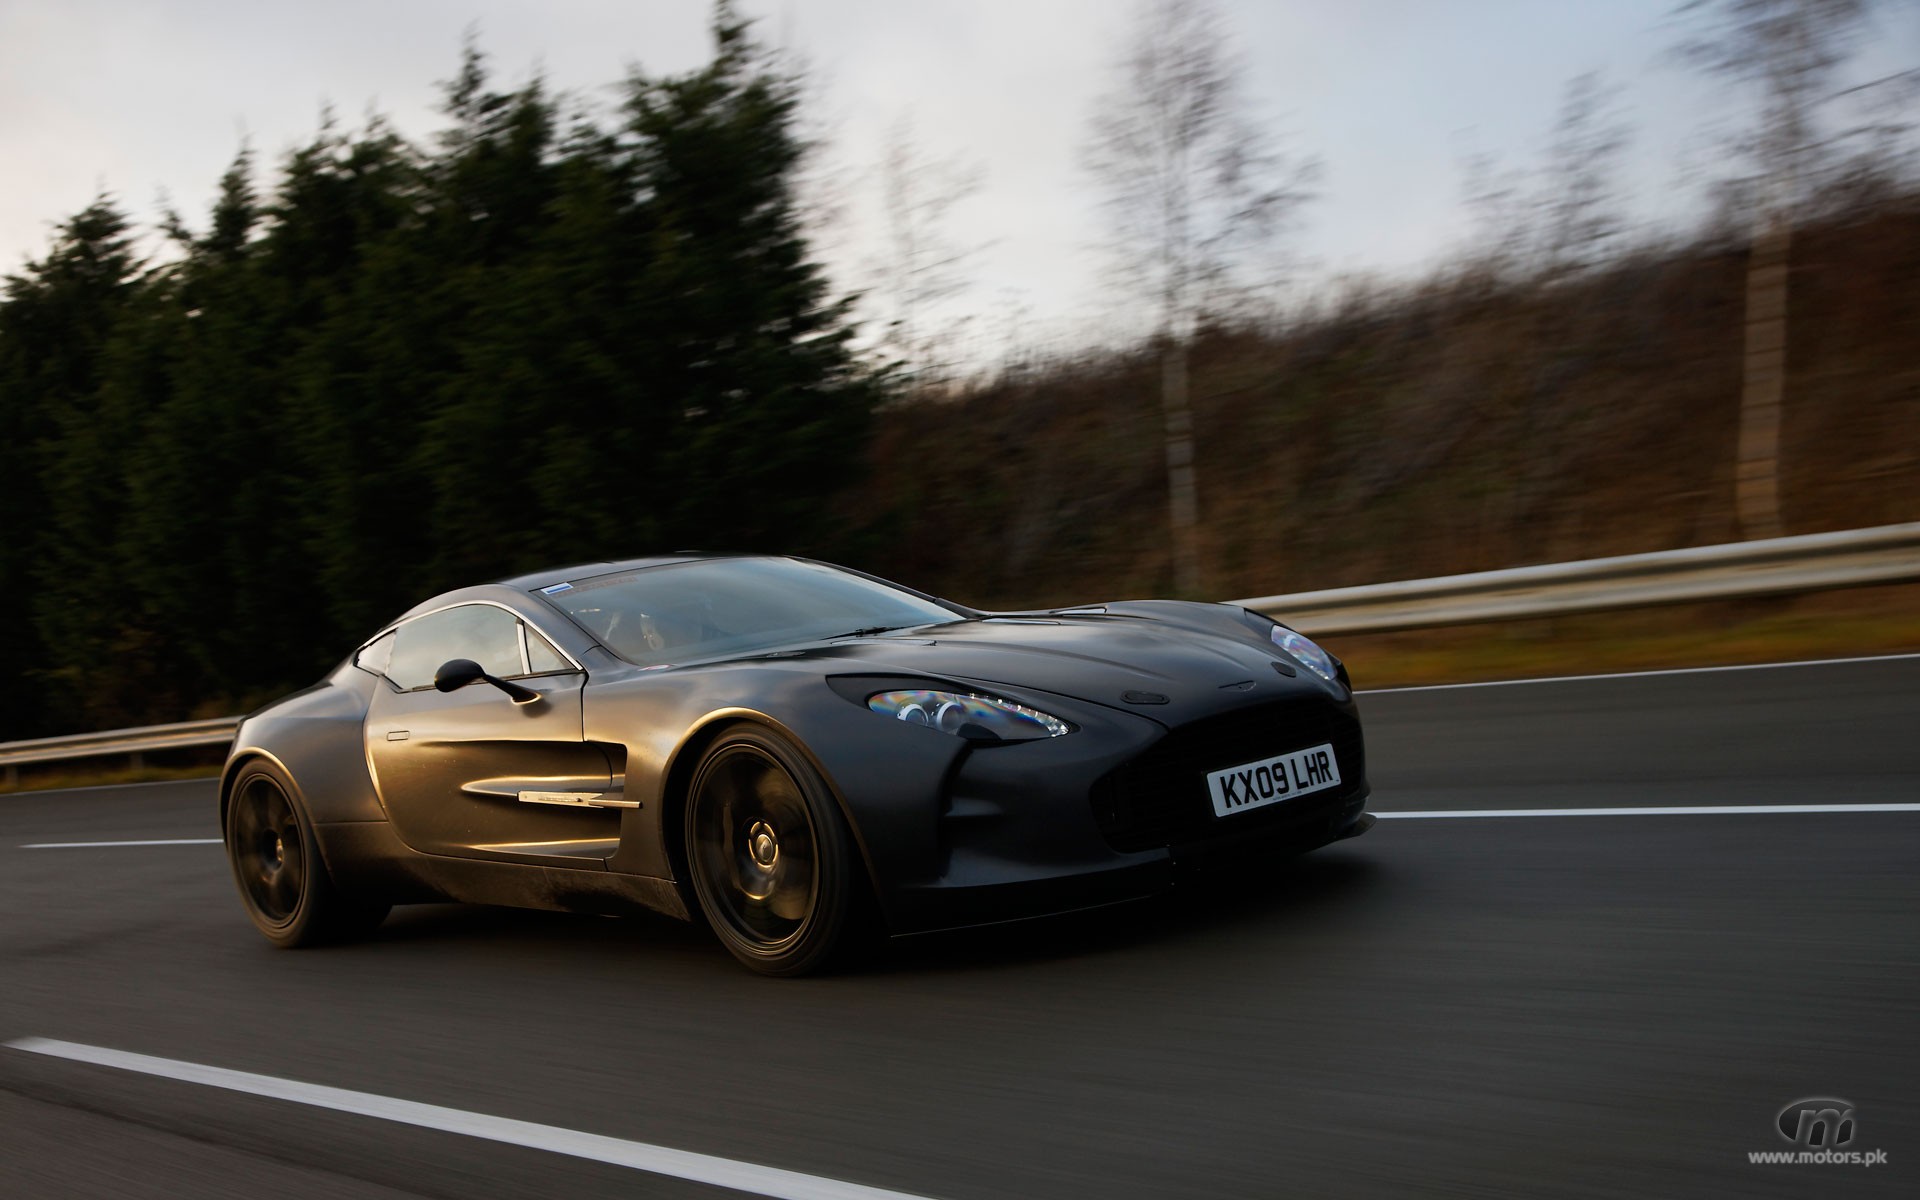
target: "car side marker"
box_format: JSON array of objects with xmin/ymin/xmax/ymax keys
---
[{"xmin": 518, "ymin": 790, "xmax": 640, "ymax": 809}]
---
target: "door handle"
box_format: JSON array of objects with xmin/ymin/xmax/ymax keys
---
[{"xmin": 385, "ymin": 730, "xmax": 410, "ymax": 741}]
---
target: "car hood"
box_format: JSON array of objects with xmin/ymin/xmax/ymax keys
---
[{"xmin": 815, "ymin": 612, "xmax": 1343, "ymax": 724}]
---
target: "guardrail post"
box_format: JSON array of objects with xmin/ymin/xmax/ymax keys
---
[
  {"xmin": 3, "ymin": 764, "xmax": 14, "ymax": 788},
  {"xmin": 130, "ymin": 751, "xmax": 144, "ymax": 773}
]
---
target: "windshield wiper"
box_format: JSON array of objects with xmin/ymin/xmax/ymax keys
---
[{"xmin": 824, "ymin": 625, "xmax": 908, "ymax": 639}]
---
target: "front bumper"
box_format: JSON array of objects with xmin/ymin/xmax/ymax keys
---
[{"xmin": 873, "ymin": 694, "xmax": 1373, "ymax": 934}]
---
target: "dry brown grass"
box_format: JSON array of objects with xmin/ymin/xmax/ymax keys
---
[
  {"xmin": 1331, "ymin": 581, "xmax": 1920, "ymax": 689},
  {"xmin": 0, "ymin": 761, "xmax": 220, "ymax": 797}
]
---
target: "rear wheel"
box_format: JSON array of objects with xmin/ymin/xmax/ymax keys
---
[
  {"xmin": 225, "ymin": 761, "xmax": 388, "ymax": 947},
  {"xmin": 685, "ymin": 727, "xmax": 864, "ymax": 976}
]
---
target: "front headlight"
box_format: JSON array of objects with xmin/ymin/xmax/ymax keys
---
[
  {"xmin": 1271, "ymin": 625, "xmax": 1339, "ymax": 683},
  {"xmin": 867, "ymin": 689, "xmax": 1073, "ymax": 741}
]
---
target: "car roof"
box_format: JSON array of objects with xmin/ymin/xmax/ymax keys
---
[{"xmin": 490, "ymin": 552, "xmax": 754, "ymax": 591}]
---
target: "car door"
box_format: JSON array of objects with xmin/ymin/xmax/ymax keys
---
[{"xmin": 363, "ymin": 601, "xmax": 625, "ymax": 867}]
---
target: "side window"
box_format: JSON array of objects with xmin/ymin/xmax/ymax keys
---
[
  {"xmin": 355, "ymin": 631, "xmax": 396, "ymax": 676},
  {"xmin": 387, "ymin": 605, "xmax": 524, "ymax": 691},
  {"xmin": 525, "ymin": 625, "xmax": 571, "ymax": 674}
]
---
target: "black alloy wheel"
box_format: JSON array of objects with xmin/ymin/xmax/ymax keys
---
[
  {"xmin": 686, "ymin": 727, "xmax": 863, "ymax": 976},
  {"xmin": 224, "ymin": 762, "xmax": 387, "ymax": 947}
]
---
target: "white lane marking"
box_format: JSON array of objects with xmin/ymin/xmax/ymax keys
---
[
  {"xmin": 1374, "ymin": 803, "xmax": 1920, "ymax": 819},
  {"xmin": 22, "ymin": 838, "xmax": 221, "ymax": 849},
  {"xmin": 1357, "ymin": 651, "xmax": 1920, "ymax": 695},
  {"xmin": 5, "ymin": 1038, "xmax": 938, "ymax": 1200}
]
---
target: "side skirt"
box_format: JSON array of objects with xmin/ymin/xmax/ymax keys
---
[{"xmin": 315, "ymin": 820, "xmax": 692, "ymax": 922}]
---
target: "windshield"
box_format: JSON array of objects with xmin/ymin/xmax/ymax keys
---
[{"xmin": 538, "ymin": 557, "xmax": 962, "ymax": 667}]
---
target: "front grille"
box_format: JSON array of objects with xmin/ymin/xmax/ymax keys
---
[{"xmin": 1090, "ymin": 699, "xmax": 1366, "ymax": 853}]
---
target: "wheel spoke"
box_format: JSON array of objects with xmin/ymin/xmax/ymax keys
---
[
  {"xmin": 757, "ymin": 766, "xmax": 802, "ymax": 810},
  {"xmin": 267, "ymin": 869, "xmax": 298, "ymax": 916},
  {"xmin": 231, "ymin": 786, "xmax": 265, "ymax": 846},
  {"xmin": 280, "ymin": 833, "xmax": 304, "ymax": 892},
  {"xmin": 767, "ymin": 864, "xmax": 808, "ymax": 920},
  {"xmin": 710, "ymin": 761, "xmax": 759, "ymax": 822}
]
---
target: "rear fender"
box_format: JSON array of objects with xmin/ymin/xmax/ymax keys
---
[{"xmin": 220, "ymin": 669, "xmax": 386, "ymax": 830}]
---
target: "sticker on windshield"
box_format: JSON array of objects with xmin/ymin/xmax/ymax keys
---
[{"xmin": 541, "ymin": 582, "xmax": 574, "ymax": 594}]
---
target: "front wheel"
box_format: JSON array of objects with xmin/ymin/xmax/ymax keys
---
[
  {"xmin": 225, "ymin": 761, "xmax": 388, "ymax": 947},
  {"xmin": 685, "ymin": 727, "xmax": 865, "ymax": 976}
]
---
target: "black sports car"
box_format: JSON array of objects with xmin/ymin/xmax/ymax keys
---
[{"xmin": 222, "ymin": 555, "xmax": 1372, "ymax": 975}]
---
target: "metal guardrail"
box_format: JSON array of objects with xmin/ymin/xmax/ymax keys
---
[
  {"xmin": 4, "ymin": 522, "xmax": 1917, "ymax": 784},
  {"xmin": 0, "ymin": 717, "xmax": 241, "ymax": 786},
  {"xmin": 1236, "ymin": 521, "xmax": 1920, "ymax": 635}
]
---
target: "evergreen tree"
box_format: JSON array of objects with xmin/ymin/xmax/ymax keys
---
[
  {"xmin": 0, "ymin": 201, "xmax": 146, "ymax": 731},
  {"xmin": 0, "ymin": 6, "xmax": 885, "ymax": 733},
  {"xmin": 623, "ymin": 10, "xmax": 882, "ymax": 551},
  {"xmin": 118, "ymin": 150, "xmax": 271, "ymax": 709},
  {"xmin": 266, "ymin": 119, "xmax": 432, "ymax": 653}
]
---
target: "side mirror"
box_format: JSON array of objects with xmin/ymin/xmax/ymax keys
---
[
  {"xmin": 433, "ymin": 658, "xmax": 541, "ymax": 705},
  {"xmin": 432, "ymin": 658, "xmax": 485, "ymax": 691}
]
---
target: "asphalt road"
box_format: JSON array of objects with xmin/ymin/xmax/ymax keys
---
[{"xmin": 2, "ymin": 655, "xmax": 1915, "ymax": 1198}]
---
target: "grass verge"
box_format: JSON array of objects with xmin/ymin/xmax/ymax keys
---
[
  {"xmin": 1, "ymin": 757, "xmax": 224, "ymax": 797},
  {"xmin": 1331, "ymin": 581, "xmax": 1920, "ymax": 689}
]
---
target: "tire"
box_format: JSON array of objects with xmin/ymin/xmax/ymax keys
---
[
  {"xmin": 224, "ymin": 760, "xmax": 388, "ymax": 947},
  {"xmin": 684, "ymin": 727, "xmax": 865, "ymax": 977}
]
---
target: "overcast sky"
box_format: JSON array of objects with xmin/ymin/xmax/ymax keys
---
[{"xmin": 4, "ymin": 0, "xmax": 1915, "ymax": 357}]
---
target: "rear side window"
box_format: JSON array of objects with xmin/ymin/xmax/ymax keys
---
[{"xmin": 387, "ymin": 604, "xmax": 523, "ymax": 691}]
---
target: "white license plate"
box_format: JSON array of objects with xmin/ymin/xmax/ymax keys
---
[{"xmin": 1206, "ymin": 742, "xmax": 1341, "ymax": 818}]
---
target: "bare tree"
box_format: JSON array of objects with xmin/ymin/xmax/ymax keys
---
[
  {"xmin": 1083, "ymin": 0, "xmax": 1316, "ymax": 596},
  {"xmin": 1537, "ymin": 72, "xmax": 1634, "ymax": 282},
  {"xmin": 864, "ymin": 116, "xmax": 985, "ymax": 388},
  {"xmin": 1456, "ymin": 72, "xmax": 1632, "ymax": 285},
  {"xmin": 1456, "ymin": 141, "xmax": 1529, "ymax": 281},
  {"xmin": 1675, "ymin": 0, "xmax": 1897, "ymax": 539}
]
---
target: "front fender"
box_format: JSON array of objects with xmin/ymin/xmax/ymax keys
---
[{"xmin": 589, "ymin": 664, "xmax": 968, "ymax": 918}]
